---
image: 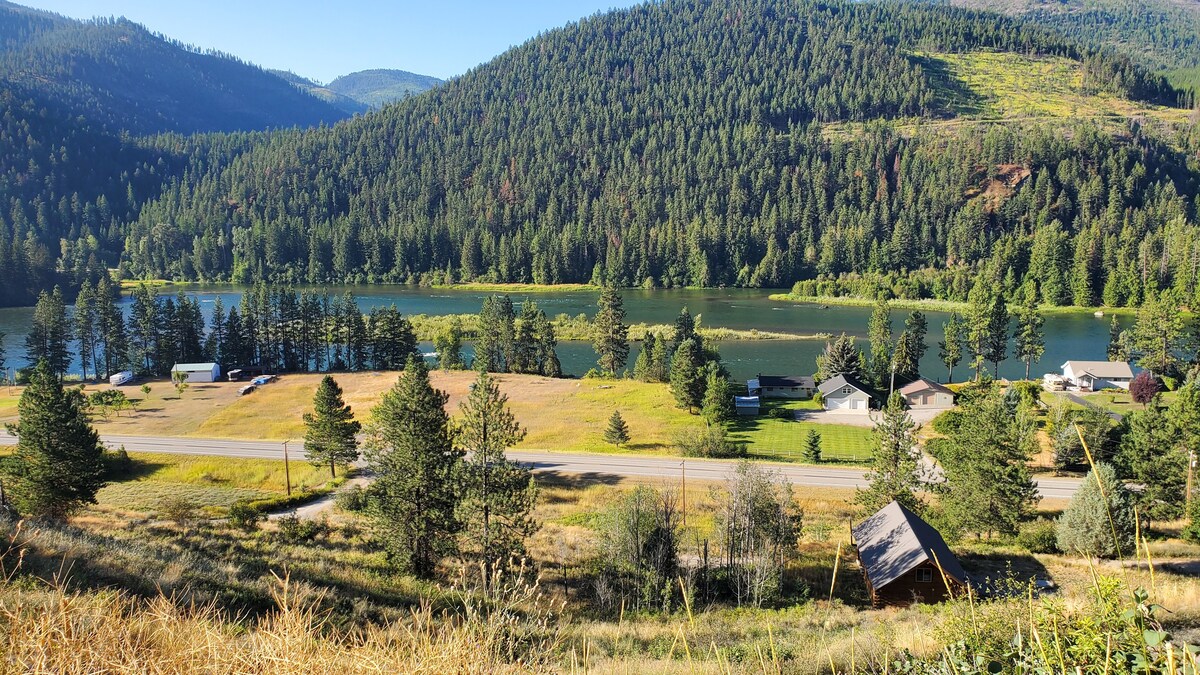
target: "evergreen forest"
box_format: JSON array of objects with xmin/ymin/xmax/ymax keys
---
[{"xmin": 0, "ymin": 0, "xmax": 1199, "ymax": 308}]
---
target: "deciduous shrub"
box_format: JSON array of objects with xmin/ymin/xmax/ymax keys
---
[
  {"xmin": 1017, "ymin": 519, "xmax": 1058, "ymax": 554},
  {"xmin": 228, "ymin": 501, "xmax": 264, "ymax": 532},
  {"xmin": 674, "ymin": 426, "xmax": 746, "ymax": 458}
]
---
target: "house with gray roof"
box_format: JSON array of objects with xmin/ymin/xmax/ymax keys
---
[
  {"xmin": 747, "ymin": 374, "xmax": 816, "ymax": 399},
  {"xmin": 852, "ymin": 500, "xmax": 968, "ymax": 607},
  {"xmin": 1060, "ymin": 361, "xmax": 1134, "ymax": 391},
  {"xmin": 817, "ymin": 373, "xmax": 874, "ymax": 414}
]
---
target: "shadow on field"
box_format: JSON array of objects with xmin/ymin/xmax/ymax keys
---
[
  {"xmin": 534, "ymin": 471, "xmax": 625, "ymax": 497},
  {"xmin": 961, "ymin": 552, "xmax": 1054, "ymax": 596}
]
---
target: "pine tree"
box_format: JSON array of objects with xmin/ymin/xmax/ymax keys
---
[
  {"xmin": 1, "ymin": 360, "xmax": 106, "ymax": 518},
  {"xmin": 632, "ymin": 332, "xmax": 656, "ymax": 382},
  {"xmin": 74, "ymin": 280, "xmax": 98, "ymax": 381},
  {"xmin": 904, "ymin": 311, "xmax": 928, "ymax": 364},
  {"xmin": 456, "ymin": 371, "xmax": 536, "ymax": 579},
  {"xmin": 650, "ymin": 332, "xmax": 671, "ymax": 382},
  {"xmin": 939, "ymin": 313, "xmax": 964, "ymax": 383},
  {"xmin": 802, "ymin": 429, "xmax": 822, "ymax": 463},
  {"xmin": 673, "ymin": 306, "xmax": 699, "ymax": 352},
  {"xmin": 1131, "ymin": 290, "xmax": 1186, "ymax": 376},
  {"xmin": 24, "ymin": 286, "xmax": 71, "ymax": 380},
  {"xmin": 205, "ymin": 296, "xmax": 226, "ymax": 363},
  {"xmin": 1056, "ymin": 462, "xmax": 1135, "ymax": 559},
  {"xmin": 700, "ymin": 362, "xmax": 735, "ymax": 425},
  {"xmin": 1117, "ymin": 403, "xmax": 1184, "ymax": 522},
  {"xmin": 434, "ymin": 318, "xmax": 465, "ymax": 370},
  {"xmin": 939, "ymin": 389, "xmax": 1040, "ymax": 537},
  {"xmin": 1013, "ymin": 295, "xmax": 1045, "ymax": 380},
  {"xmin": 983, "ymin": 293, "xmax": 1010, "ymax": 379},
  {"xmin": 364, "ymin": 357, "xmax": 463, "ymax": 577},
  {"xmin": 857, "ymin": 392, "xmax": 923, "ymax": 513},
  {"xmin": 303, "ymin": 375, "xmax": 361, "ymax": 478},
  {"xmin": 816, "ymin": 333, "xmax": 863, "ymax": 382},
  {"xmin": 593, "ymin": 287, "xmax": 630, "ymax": 376},
  {"xmin": 476, "ymin": 295, "xmax": 516, "ymax": 373},
  {"xmin": 866, "ymin": 296, "xmax": 893, "ymax": 389},
  {"xmin": 127, "ymin": 283, "xmax": 159, "ymax": 375},
  {"xmin": 892, "ymin": 330, "xmax": 920, "ymax": 384},
  {"xmin": 669, "ymin": 338, "xmax": 705, "ymax": 411},
  {"xmin": 604, "ymin": 410, "xmax": 631, "ymax": 446},
  {"xmin": 96, "ymin": 275, "xmax": 127, "ymax": 378}
]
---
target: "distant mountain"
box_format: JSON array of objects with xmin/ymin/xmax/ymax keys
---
[
  {"xmin": 0, "ymin": 1, "xmax": 349, "ymax": 134},
  {"xmin": 326, "ymin": 69, "xmax": 443, "ymax": 109},
  {"xmin": 269, "ymin": 69, "xmax": 369, "ymax": 115}
]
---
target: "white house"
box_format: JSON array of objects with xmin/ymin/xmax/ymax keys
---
[
  {"xmin": 171, "ymin": 362, "xmax": 221, "ymax": 384},
  {"xmin": 1060, "ymin": 361, "xmax": 1134, "ymax": 392},
  {"xmin": 818, "ymin": 374, "xmax": 874, "ymax": 414},
  {"xmin": 897, "ymin": 377, "xmax": 955, "ymax": 410}
]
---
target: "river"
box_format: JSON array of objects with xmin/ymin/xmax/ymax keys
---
[{"xmin": 0, "ymin": 286, "xmax": 1120, "ymax": 383}]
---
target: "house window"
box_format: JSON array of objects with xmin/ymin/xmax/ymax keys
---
[
  {"xmin": 915, "ymin": 568, "xmax": 934, "ymax": 583},
  {"xmin": 841, "ymin": 386, "xmax": 853, "ymax": 395}
]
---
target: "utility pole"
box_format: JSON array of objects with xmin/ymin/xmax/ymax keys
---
[
  {"xmin": 282, "ymin": 439, "xmax": 293, "ymax": 496},
  {"xmin": 1187, "ymin": 449, "xmax": 1196, "ymax": 512},
  {"xmin": 681, "ymin": 459, "xmax": 687, "ymax": 529}
]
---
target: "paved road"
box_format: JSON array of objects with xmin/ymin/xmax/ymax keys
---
[{"xmin": 0, "ymin": 433, "xmax": 1082, "ymax": 499}]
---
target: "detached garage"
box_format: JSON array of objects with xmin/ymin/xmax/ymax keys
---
[
  {"xmin": 818, "ymin": 374, "xmax": 875, "ymax": 414},
  {"xmin": 171, "ymin": 362, "xmax": 221, "ymax": 383}
]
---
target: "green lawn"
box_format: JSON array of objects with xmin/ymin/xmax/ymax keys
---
[
  {"xmin": 1080, "ymin": 390, "xmax": 1175, "ymax": 415},
  {"xmin": 728, "ymin": 400, "xmax": 874, "ymax": 464}
]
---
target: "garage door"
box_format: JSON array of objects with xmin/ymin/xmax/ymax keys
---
[{"xmin": 828, "ymin": 397, "xmax": 849, "ymax": 410}]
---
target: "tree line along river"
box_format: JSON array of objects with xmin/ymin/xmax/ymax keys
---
[{"xmin": 0, "ymin": 286, "xmax": 1120, "ymax": 384}]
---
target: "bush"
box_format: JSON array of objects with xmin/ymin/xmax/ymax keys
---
[
  {"xmin": 1161, "ymin": 376, "xmax": 1179, "ymax": 392},
  {"xmin": 228, "ymin": 501, "xmax": 264, "ymax": 532},
  {"xmin": 159, "ymin": 497, "xmax": 200, "ymax": 525},
  {"xmin": 767, "ymin": 407, "xmax": 793, "ymax": 420},
  {"xmin": 276, "ymin": 515, "xmax": 328, "ymax": 544},
  {"xmin": 335, "ymin": 485, "xmax": 369, "ymax": 512},
  {"xmin": 1017, "ymin": 519, "xmax": 1058, "ymax": 554},
  {"xmin": 1057, "ymin": 463, "xmax": 1136, "ymax": 558},
  {"xmin": 102, "ymin": 447, "xmax": 133, "ymax": 479},
  {"xmin": 674, "ymin": 426, "xmax": 746, "ymax": 458}
]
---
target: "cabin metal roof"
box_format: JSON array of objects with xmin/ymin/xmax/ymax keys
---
[{"xmin": 852, "ymin": 501, "xmax": 967, "ymax": 590}]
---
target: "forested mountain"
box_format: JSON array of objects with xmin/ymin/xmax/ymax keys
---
[
  {"xmin": 269, "ymin": 70, "xmax": 369, "ymax": 116},
  {"xmin": 950, "ymin": 0, "xmax": 1200, "ymax": 88},
  {"xmin": 117, "ymin": 0, "xmax": 1197, "ymax": 310},
  {"xmin": 326, "ymin": 69, "xmax": 443, "ymax": 108},
  {"xmin": 0, "ymin": 1, "xmax": 348, "ymax": 134}
]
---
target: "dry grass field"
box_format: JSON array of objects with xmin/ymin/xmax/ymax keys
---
[{"xmin": 0, "ymin": 371, "xmax": 708, "ymax": 455}]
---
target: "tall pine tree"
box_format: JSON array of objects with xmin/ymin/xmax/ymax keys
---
[{"xmin": 303, "ymin": 375, "xmax": 361, "ymax": 478}]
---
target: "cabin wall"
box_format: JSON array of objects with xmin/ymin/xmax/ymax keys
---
[{"xmin": 871, "ymin": 561, "xmax": 960, "ymax": 607}]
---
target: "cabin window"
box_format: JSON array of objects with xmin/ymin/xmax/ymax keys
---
[
  {"xmin": 915, "ymin": 568, "xmax": 934, "ymax": 583},
  {"xmin": 841, "ymin": 386, "xmax": 852, "ymax": 394}
]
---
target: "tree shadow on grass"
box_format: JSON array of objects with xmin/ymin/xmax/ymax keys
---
[
  {"xmin": 533, "ymin": 471, "xmax": 625, "ymax": 501},
  {"xmin": 961, "ymin": 552, "xmax": 1054, "ymax": 597}
]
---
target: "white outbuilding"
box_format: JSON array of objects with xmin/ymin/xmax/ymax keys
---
[{"xmin": 171, "ymin": 362, "xmax": 221, "ymax": 384}]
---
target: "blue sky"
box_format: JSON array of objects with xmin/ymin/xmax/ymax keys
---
[{"xmin": 18, "ymin": 0, "xmax": 642, "ymax": 82}]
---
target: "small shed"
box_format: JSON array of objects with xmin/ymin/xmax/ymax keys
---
[
  {"xmin": 734, "ymin": 396, "xmax": 760, "ymax": 416},
  {"xmin": 171, "ymin": 362, "xmax": 221, "ymax": 384},
  {"xmin": 1060, "ymin": 361, "xmax": 1134, "ymax": 391},
  {"xmin": 898, "ymin": 377, "xmax": 955, "ymax": 409},
  {"xmin": 747, "ymin": 375, "xmax": 816, "ymax": 399},
  {"xmin": 852, "ymin": 501, "xmax": 968, "ymax": 607},
  {"xmin": 817, "ymin": 374, "xmax": 874, "ymax": 414}
]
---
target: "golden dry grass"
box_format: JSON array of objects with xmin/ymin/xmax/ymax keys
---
[{"xmin": 0, "ymin": 371, "xmax": 707, "ymax": 454}]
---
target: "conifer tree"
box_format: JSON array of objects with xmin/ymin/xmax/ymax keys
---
[
  {"xmin": 802, "ymin": 429, "xmax": 822, "ymax": 464},
  {"xmin": 857, "ymin": 393, "xmax": 923, "ymax": 513},
  {"xmin": 904, "ymin": 311, "xmax": 928, "ymax": 364},
  {"xmin": 1, "ymin": 360, "xmax": 106, "ymax": 518},
  {"xmin": 939, "ymin": 389, "xmax": 1040, "ymax": 537},
  {"xmin": 303, "ymin": 375, "xmax": 361, "ymax": 478},
  {"xmin": 476, "ymin": 295, "xmax": 516, "ymax": 373},
  {"xmin": 127, "ymin": 283, "xmax": 159, "ymax": 375},
  {"xmin": 96, "ymin": 275, "xmax": 127, "ymax": 378},
  {"xmin": 457, "ymin": 371, "xmax": 536, "ymax": 578},
  {"xmin": 892, "ymin": 330, "xmax": 920, "ymax": 384},
  {"xmin": 939, "ymin": 313, "xmax": 964, "ymax": 383},
  {"xmin": 632, "ymin": 332, "xmax": 657, "ymax": 382},
  {"xmin": 1056, "ymin": 462, "xmax": 1135, "ymax": 559},
  {"xmin": 74, "ymin": 280, "xmax": 98, "ymax": 381},
  {"xmin": 593, "ymin": 287, "xmax": 629, "ymax": 377},
  {"xmin": 1106, "ymin": 316, "xmax": 1132, "ymax": 362},
  {"xmin": 364, "ymin": 357, "xmax": 463, "ymax": 577},
  {"xmin": 25, "ymin": 286, "xmax": 71, "ymax": 380},
  {"xmin": 700, "ymin": 362, "xmax": 735, "ymax": 425},
  {"xmin": 866, "ymin": 296, "xmax": 893, "ymax": 389},
  {"xmin": 816, "ymin": 333, "xmax": 863, "ymax": 382},
  {"xmin": 669, "ymin": 338, "xmax": 705, "ymax": 411},
  {"xmin": 673, "ymin": 306, "xmax": 699, "ymax": 352},
  {"xmin": 1013, "ymin": 295, "xmax": 1045, "ymax": 380},
  {"xmin": 604, "ymin": 409, "xmax": 631, "ymax": 446},
  {"xmin": 1132, "ymin": 290, "xmax": 1186, "ymax": 376}
]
